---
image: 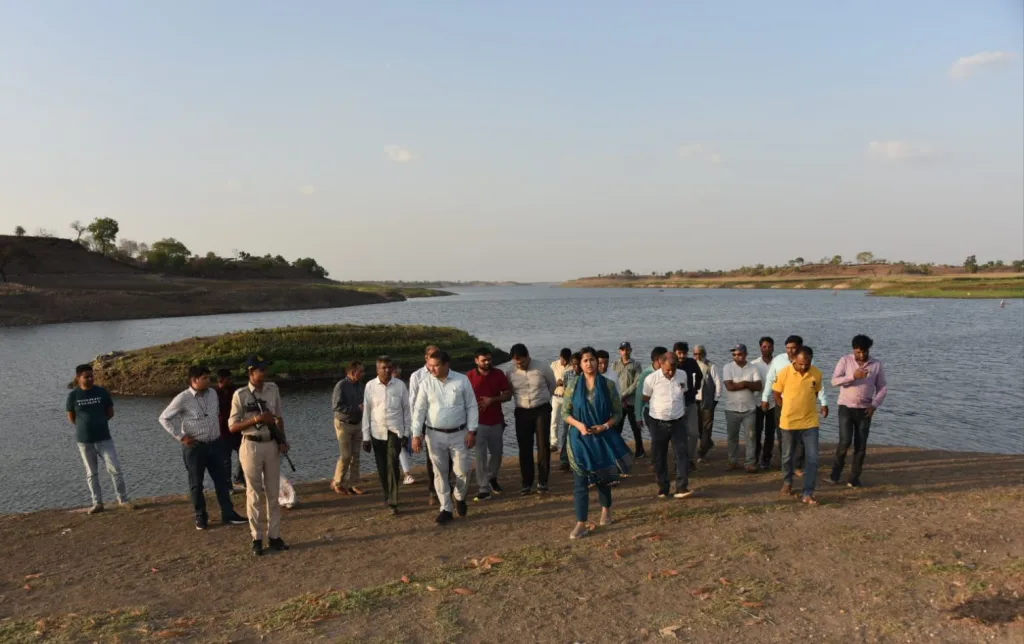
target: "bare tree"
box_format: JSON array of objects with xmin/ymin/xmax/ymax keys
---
[{"xmin": 70, "ymin": 220, "xmax": 87, "ymax": 243}]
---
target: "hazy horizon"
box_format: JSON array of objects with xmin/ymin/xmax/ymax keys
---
[{"xmin": 2, "ymin": 1, "xmax": 1022, "ymax": 282}]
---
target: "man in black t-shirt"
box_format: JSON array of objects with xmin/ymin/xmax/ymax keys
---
[
  {"xmin": 65, "ymin": 364, "xmax": 130, "ymax": 514},
  {"xmin": 673, "ymin": 342, "xmax": 704, "ymax": 470}
]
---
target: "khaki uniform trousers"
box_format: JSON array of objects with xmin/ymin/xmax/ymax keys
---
[
  {"xmin": 333, "ymin": 419, "xmax": 362, "ymax": 487},
  {"xmin": 240, "ymin": 438, "xmax": 281, "ymax": 540}
]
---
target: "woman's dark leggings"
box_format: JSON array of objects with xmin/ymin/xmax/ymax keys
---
[{"xmin": 573, "ymin": 471, "xmax": 611, "ymax": 522}]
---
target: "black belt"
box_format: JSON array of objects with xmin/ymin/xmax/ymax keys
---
[
  {"xmin": 244, "ymin": 434, "xmax": 273, "ymax": 443},
  {"xmin": 426, "ymin": 424, "xmax": 466, "ymax": 434}
]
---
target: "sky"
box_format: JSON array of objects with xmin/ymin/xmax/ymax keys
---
[{"xmin": 1, "ymin": 1, "xmax": 1022, "ymax": 282}]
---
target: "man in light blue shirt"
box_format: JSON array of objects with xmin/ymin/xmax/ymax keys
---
[
  {"xmin": 760, "ymin": 335, "xmax": 827, "ymax": 473},
  {"xmin": 412, "ymin": 350, "xmax": 479, "ymax": 525}
]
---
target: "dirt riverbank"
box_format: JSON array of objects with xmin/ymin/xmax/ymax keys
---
[{"xmin": 1, "ymin": 444, "xmax": 1021, "ymax": 643}]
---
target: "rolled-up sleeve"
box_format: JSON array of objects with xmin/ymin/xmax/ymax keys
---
[
  {"xmin": 159, "ymin": 392, "xmax": 185, "ymax": 441},
  {"xmin": 228, "ymin": 390, "xmax": 245, "ymax": 427}
]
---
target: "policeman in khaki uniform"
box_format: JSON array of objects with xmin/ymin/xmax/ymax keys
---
[{"xmin": 229, "ymin": 355, "xmax": 290, "ymax": 556}]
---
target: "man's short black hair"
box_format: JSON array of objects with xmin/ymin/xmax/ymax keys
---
[
  {"xmin": 784, "ymin": 335, "xmax": 803, "ymax": 346},
  {"xmin": 427, "ymin": 350, "xmax": 451, "ymax": 365},
  {"xmin": 579, "ymin": 346, "xmax": 597, "ymax": 360},
  {"xmin": 651, "ymin": 346, "xmax": 668, "ymax": 362},
  {"xmin": 216, "ymin": 368, "xmax": 233, "ymax": 379},
  {"xmin": 377, "ymin": 354, "xmax": 392, "ymax": 366},
  {"xmin": 596, "ymin": 349, "xmax": 610, "ymax": 360},
  {"xmin": 188, "ymin": 365, "xmax": 211, "ymax": 380},
  {"xmin": 852, "ymin": 334, "xmax": 874, "ymax": 351},
  {"xmin": 559, "ymin": 347, "xmax": 572, "ymax": 360},
  {"xmin": 75, "ymin": 364, "xmax": 93, "ymax": 376},
  {"xmin": 510, "ymin": 343, "xmax": 529, "ymax": 358},
  {"xmin": 797, "ymin": 346, "xmax": 814, "ymax": 359},
  {"xmin": 673, "ymin": 341, "xmax": 689, "ymax": 353},
  {"xmin": 474, "ymin": 347, "xmax": 492, "ymax": 358},
  {"xmin": 759, "ymin": 336, "xmax": 774, "ymax": 346}
]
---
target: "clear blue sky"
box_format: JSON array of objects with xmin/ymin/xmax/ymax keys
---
[{"xmin": 1, "ymin": 1, "xmax": 1021, "ymax": 281}]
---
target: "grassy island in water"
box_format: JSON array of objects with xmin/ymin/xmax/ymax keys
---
[{"xmin": 91, "ymin": 324, "xmax": 510, "ymax": 396}]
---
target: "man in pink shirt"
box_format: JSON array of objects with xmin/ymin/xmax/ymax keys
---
[{"xmin": 828, "ymin": 335, "xmax": 888, "ymax": 488}]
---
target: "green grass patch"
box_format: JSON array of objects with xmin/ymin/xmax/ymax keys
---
[
  {"xmin": 0, "ymin": 608, "xmax": 153, "ymax": 644},
  {"xmin": 92, "ymin": 324, "xmax": 510, "ymax": 396},
  {"xmin": 249, "ymin": 544, "xmax": 572, "ymax": 635},
  {"xmin": 322, "ymin": 282, "xmax": 453, "ymax": 299}
]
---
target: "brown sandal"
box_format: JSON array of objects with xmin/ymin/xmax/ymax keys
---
[{"xmin": 801, "ymin": 495, "xmax": 819, "ymax": 506}]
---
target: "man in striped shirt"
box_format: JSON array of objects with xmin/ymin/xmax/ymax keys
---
[{"xmin": 159, "ymin": 365, "xmax": 247, "ymax": 531}]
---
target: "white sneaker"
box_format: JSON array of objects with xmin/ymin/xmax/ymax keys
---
[{"xmin": 403, "ymin": 474, "xmax": 415, "ymax": 485}]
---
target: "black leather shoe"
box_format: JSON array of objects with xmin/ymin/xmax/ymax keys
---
[
  {"xmin": 456, "ymin": 499, "xmax": 467, "ymax": 517},
  {"xmin": 435, "ymin": 510, "xmax": 453, "ymax": 525},
  {"xmin": 490, "ymin": 479, "xmax": 503, "ymax": 494},
  {"xmin": 252, "ymin": 540, "xmax": 263, "ymax": 556},
  {"xmin": 389, "ymin": 504, "xmax": 399, "ymax": 515},
  {"xmin": 268, "ymin": 537, "xmax": 289, "ymax": 551},
  {"xmin": 223, "ymin": 513, "xmax": 247, "ymax": 526},
  {"xmin": 195, "ymin": 516, "xmax": 208, "ymax": 531}
]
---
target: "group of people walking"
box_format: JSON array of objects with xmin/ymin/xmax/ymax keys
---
[{"xmin": 64, "ymin": 332, "xmax": 887, "ymax": 553}]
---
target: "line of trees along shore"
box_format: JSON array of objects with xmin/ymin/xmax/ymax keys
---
[
  {"xmin": 11, "ymin": 219, "xmax": 329, "ymax": 279},
  {"xmin": 599, "ymin": 251, "xmax": 1024, "ymax": 279}
]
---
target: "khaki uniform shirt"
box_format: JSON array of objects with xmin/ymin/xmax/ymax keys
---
[{"xmin": 229, "ymin": 382, "xmax": 284, "ymax": 440}]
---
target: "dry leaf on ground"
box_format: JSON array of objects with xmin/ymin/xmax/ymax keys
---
[{"xmin": 452, "ymin": 587, "xmax": 475, "ymax": 596}]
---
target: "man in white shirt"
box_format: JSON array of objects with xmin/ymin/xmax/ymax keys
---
[
  {"xmin": 549, "ymin": 348, "xmax": 573, "ymax": 452},
  {"xmin": 159, "ymin": 365, "xmax": 247, "ymax": 531},
  {"xmin": 750, "ymin": 336, "xmax": 777, "ymax": 469},
  {"xmin": 694, "ymin": 345, "xmax": 722, "ymax": 463},
  {"xmin": 505, "ymin": 343, "xmax": 557, "ymax": 495},
  {"xmin": 722, "ymin": 344, "xmax": 763, "ymax": 473},
  {"xmin": 412, "ymin": 350, "xmax": 479, "ymax": 524},
  {"xmin": 362, "ymin": 355, "xmax": 412, "ymax": 515},
  {"xmin": 641, "ymin": 353, "xmax": 693, "ymax": 499}
]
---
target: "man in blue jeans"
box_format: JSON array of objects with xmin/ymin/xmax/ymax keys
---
[
  {"xmin": 66, "ymin": 364, "xmax": 129, "ymax": 514},
  {"xmin": 772, "ymin": 347, "xmax": 829, "ymax": 505},
  {"xmin": 160, "ymin": 365, "xmax": 248, "ymax": 530}
]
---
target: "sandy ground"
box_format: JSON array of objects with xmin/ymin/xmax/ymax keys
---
[{"xmin": 1, "ymin": 443, "xmax": 1022, "ymax": 643}]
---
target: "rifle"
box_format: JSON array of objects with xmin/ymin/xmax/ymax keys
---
[{"xmin": 253, "ymin": 397, "xmax": 296, "ymax": 472}]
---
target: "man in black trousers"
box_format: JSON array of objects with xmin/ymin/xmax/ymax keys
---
[{"xmin": 504, "ymin": 344, "xmax": 557, "ymax": 496}]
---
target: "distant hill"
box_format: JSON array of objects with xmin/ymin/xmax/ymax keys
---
[{"xmin": 0, "ymin": 236, "xmax": 449, "ymax": 326}]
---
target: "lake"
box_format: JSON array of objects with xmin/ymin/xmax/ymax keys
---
[{"xmin": 2, "ymin": 286, "xmax": 1021, "ymax": 513}]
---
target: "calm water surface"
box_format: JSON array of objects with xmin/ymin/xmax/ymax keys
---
[{"xmin": 2, "ymin": 286, "xmax": 1021, "ymax": 513}]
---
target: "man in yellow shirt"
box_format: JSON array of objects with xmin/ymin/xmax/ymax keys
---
[{"xmin": 772, "ymin": 346, "xmax": 829, "ymax": 505}]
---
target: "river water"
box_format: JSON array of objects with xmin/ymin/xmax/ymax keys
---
[{"xmin": 2, "ymin": 286, "xmax": 1021, "ymax": 513}]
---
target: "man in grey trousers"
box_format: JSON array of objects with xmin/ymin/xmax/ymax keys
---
[{"xmin": 465, "ymin": 348, "xmax": 513, "ymax": 501}]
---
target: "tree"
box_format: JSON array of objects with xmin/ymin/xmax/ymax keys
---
[
  {"xmin": 86, "ymin": 217, "xmax": 119, "ymax": 255},
  {"xmin": 292, "ymin": 257, "xmax": 328, "ymax": 279},
  {"xmin": 35, "ymin": 228, "xmax": 55, "ymax": 238},
  {"xmin": 830, "ymin": 255, "xmax": 843, "ymax": 266},
  {"xmin": 1012, "ymin": 259, "xmax": 1024, "ymax": 272},
  {"xmin": 13, "ymin": 226, "xmax": 25, "ymax": 237},
  {"xmin": 70, "ymin": 220, "xmax": 87, "ymax": 243},
  {"xmin": 964, "ymin": 255, "xmax": 978, "ymax": 274},
  {"xmin": 621, "ymin": 269, "xmax": 634, "ymax": 277},
  {"xmin": 117, "ymin": 239, "xmax": 142, "ymax": 259},
  {"xmin": 144, "ymin": 237, "xmax": 192, "ymax": 271},
  {"xmin": 856, "ymin": 251, "xmax": 874, "ymax": 264},
  {"xmin": 788, "ymin": 257, "xmax": 805, "ymax": 267}
]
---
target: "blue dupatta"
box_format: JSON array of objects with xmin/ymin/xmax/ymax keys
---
[{"xmin": 566, "ymin": 375, "xmax": 633, "ymax": 485}]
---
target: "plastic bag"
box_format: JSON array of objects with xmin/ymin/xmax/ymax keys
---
[{"xmin": 279, "ymin": 475, "xmax": 298, "ymax": 508}]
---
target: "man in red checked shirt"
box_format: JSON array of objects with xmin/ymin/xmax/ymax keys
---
[{"xmin": 465, "ymin": 347, "xmax": 513, "ymax": 501}]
